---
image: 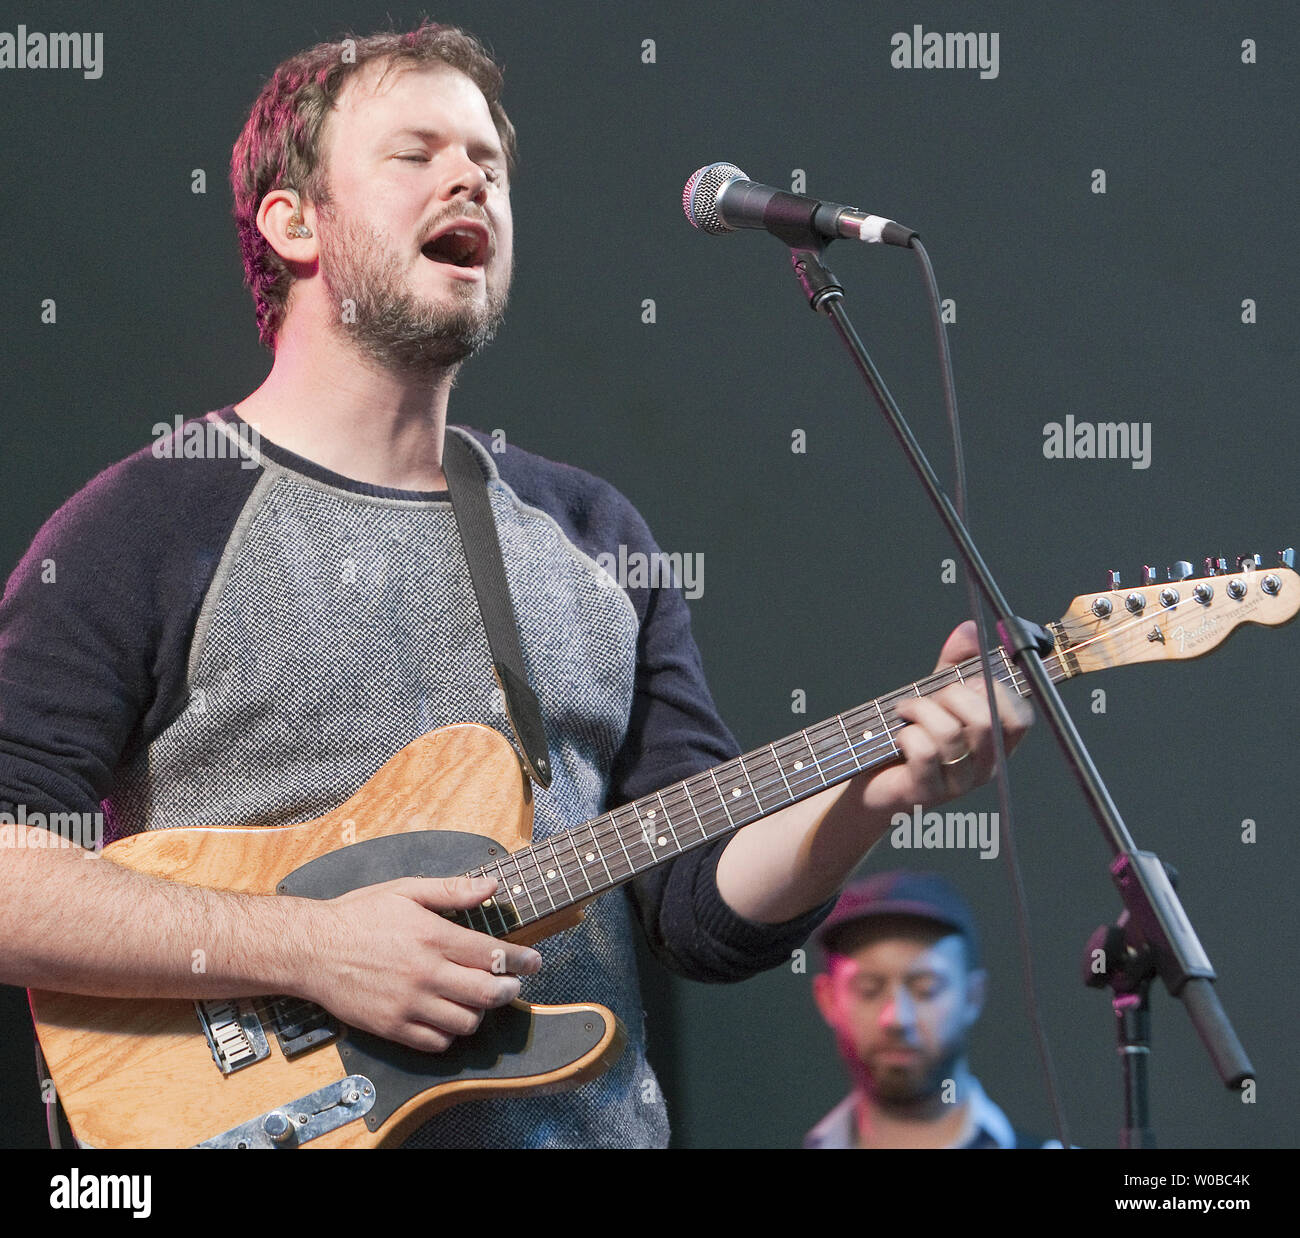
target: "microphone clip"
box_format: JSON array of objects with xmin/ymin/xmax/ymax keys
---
[{"xmin": 789, "ymin": 245, "xmax": 844, "ymax": 314}]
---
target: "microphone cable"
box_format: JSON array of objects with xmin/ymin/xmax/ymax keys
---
[{"xmin": 908, "ymin": 235, "xmax": 1071, "ymax": 1149}]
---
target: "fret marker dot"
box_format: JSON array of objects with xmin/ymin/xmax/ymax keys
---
[
  {"xmin": 862, "ymin": 730, "xmax": 873, "ymax": 740},
  {"xmin": 732, "ymin": 787, "xmax": 741, "ymax": 798},
  {"xmin": 794, "ymin": 761, "xmax": 803, "ymax": 771},
  {"xmin": 657, "ymin": 836, "xmax": 667, "ymax": 846},
  {"xmin": 546, "ymin": 869, "xmax": 556, "ymax": 880},
  {"xmin": 512, "ymin": 885, "xmax": 522, "ymax": 895},
  {"xmin": 647, "ymin": 809, "xmax": 655, "ymax": 819},
  {"xmin": 585, "ymin": 852, "xmax": 595, "ymax": 862},
  {"xmin": 482, "ymin": 897, "xmax": 494, "ymax": 907}
]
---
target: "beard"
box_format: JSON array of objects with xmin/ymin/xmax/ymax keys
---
[
  {"xmin": 843, "ymin": 1029, "xmax": 969, "ymax": 1109},
  {"xmin": 316, "ymin": 204, "xmax": 510, "ymax": 374}
]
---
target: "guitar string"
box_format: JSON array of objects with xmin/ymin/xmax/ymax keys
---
[
  {"xmin": 456, "ymin": 591, "xmax": 1210, "ymax": 924},
  {"xmin": 237, "ymin": 656, "xmax": 1030, "ymax": 1031},
  {"xmin": 242, "ymin": 592, "xmax": 1220, "ymax": 1033}
]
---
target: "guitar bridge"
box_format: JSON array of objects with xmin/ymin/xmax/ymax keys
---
[{"xmin": 195, "ymin": 999, "xmax": 270, "ymax": 1075}]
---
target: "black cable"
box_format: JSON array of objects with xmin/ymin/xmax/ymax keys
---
[{"xmin": 909, "ymin": 237, "xmax": 1071, "ymax": 1149}]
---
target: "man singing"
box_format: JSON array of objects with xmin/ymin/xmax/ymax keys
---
[{"xmin": 0, "ymin": 22, "xmax": 1031, "ymax": 1148}]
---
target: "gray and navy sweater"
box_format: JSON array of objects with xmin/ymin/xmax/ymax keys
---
[{"xmin": 0, "ymin": 407, "xmax": 830, "ymax": 1148}]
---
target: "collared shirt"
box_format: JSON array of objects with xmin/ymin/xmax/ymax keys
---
[{"xmin": 804, "ymin": 1077, "xmax": 1047, "ymax": 1148}]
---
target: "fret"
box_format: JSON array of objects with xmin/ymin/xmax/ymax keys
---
[
  {"xmin": 584, "ymin": 818, "xmax": 617, "ymax": 891},
  {"xmin": 565, "ymin": 831, "xmax": 596, "ymax": 897},
  {"xmin": 679, "ymin": 777, "xmax": 710, "ymax": 843},
  {"xmin": 463, "ymin": 895, "xmax": 494, "ymax": 936},
  {"xmin": 654, "ymin": 791, "xmax": 687, "ymax": 855},
  {"xmin": 835, "ymin": 714, "xmax": 862, "ymax": 776},
  {"xmin": 608, "ymin": 804, "xmax": 639, "ymax": 881},
  {"xmin": 541, "ymin": 837, "xmax": 576, "ymax": 904},
  {"xmin": 503, "ymin": 853, "xmax": 542, "ymax": 923},
  {"xmin": 707, "ymin": 766, "xmax": 737, "ymax": 827},
  {"xmin": 997, "ymin": 646, "xmax": 1024, "ymax": 695},
  {"xmin": 800, "ymin": 730, "xmax": 827, "ymax": 787},
  {"xmin": 873, "ymin": 700, "xmax": 896, "ymax": 756},
  {"xmin": 954, "ymin": 663, "xmax": 965, "ymax": 684},
  {"xmin": 481, "ymin": 861, "xmax": 513, "ymax": 935},
  {"xmin": 523, "ymin": 839, "xmax": 559, "ymax": 913},
  {"xmin": 736, "ymin": 754, "xmax": 768, "ymax": 816},
  {"xmin": 724, "ymin": 759, "xmax": 761, "ymax": 823},
  {"xmin": 629, "ymin": 800, "xmax": 657, "ymax": 867},
  {"xmin": 806, "ymin": 719, "xmax": 845, "ymax": 783},
  {"xmin": 769, "ymin": 743, "xmax": 795, "ymax": 802}
]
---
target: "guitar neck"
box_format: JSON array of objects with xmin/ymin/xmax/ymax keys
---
[{"xmin": 452, "ymin": 640, "xmax": 1069, "ymax": 939}]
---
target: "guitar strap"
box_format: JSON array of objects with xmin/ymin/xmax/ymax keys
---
[{"xmin": 441, "ymin": 428, "xmax": 553, "ymax": 790}]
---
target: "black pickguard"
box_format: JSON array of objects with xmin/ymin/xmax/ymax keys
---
[{"xmin": 278, "ymin": 830, "xmax": 612, "ymax": 1133}]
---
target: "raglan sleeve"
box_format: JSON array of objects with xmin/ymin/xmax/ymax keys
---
[
  {"xmin": 0, "ymin": 443, "xmax": 254, "ymax": 836},
  {"xmin": 0, "ymin": 478, "xmax": 164, "ymax": 829},
  {"xmin": 603, "ymin": 501, "xmax": 836, "ymax": 983}
]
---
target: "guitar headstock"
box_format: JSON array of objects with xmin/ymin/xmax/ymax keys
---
[{"xmin": 1051, "ymin": 552, "xmax": 1298, "ymax": 675}]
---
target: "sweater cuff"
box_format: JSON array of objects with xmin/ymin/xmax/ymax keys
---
[{"xmin": 691, "ymin": 839, "xmax": 839, "ymax": 976}]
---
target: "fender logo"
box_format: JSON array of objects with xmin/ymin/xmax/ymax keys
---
[{"xmin": 1171, "ymin": 615, "xmax": 1220, "ymax": 653}]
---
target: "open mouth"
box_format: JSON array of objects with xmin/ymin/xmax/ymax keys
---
[{"xmin": 420, "ymin": 222, "xmax": 490, "ymax": 269}]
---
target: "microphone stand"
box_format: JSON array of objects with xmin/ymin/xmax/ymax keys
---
[{"xmin": 778, "ymin": 231, "xmax": 1254, "ymax": 1145}]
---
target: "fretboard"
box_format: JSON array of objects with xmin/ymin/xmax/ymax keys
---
[{"xmin": 450, "ymin": 644, "xmax": 1064, "ymax": 939}]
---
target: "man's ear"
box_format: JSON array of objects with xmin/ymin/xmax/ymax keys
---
[
  {"xmin": 964, "ymin": 967, "xmax": 987, "ymax": 1028},
  {"xmin": 256, "ymin": 188, "xmax": 319, "ymax": 265},
  {"xmin": 812, "ymin": 971, "xmax": 837, "ymax": 1027}
]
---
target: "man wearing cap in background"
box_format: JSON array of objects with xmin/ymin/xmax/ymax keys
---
[{"xmin": 806, "ymin": 870, "xmax": 1049, "ymax": 1149}]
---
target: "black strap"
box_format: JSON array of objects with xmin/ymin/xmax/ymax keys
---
[{"xmin": 442, "ymin": 429, "xmax": 552, "ymax": 789}]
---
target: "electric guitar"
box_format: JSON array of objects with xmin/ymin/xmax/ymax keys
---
[{"xmin": 30, "ymin": 557, "xmax": 1298, "ymax": 1147}]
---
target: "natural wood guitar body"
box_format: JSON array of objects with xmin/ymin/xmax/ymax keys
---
[{"xmin": 30, "ymin": 723, "xmax": 619, "ymax": 1148}]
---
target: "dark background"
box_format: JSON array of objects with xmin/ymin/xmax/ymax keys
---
[{"xmin": 0, "ymin": 2, "xmax": 1295, "ymax": 1150}]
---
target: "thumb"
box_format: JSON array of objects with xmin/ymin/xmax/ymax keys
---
[
  {"xmin": 934, "ymin": 619, "xmax": 980, "ymax": 671},
  {"xmin": 391, "ymin": 874, "xmax": 500, "ymax": 912}
]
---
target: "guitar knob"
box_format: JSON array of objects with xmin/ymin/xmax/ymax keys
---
[
  {"xmin": 1141, "ymin": 565, "xmax": 1157, "ymax": 586},
  {"xmin": 262, "ymin": 1111, "xmax": 294, "ymax": 1144},
  {"xmin": 1169, "ymin": 561, "xmax": 1194, "ymax": 581}
]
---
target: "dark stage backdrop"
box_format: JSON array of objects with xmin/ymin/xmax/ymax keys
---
[{"xmin": 0, "ymin": 2, "xmax": 1295, "ymax": 1151}]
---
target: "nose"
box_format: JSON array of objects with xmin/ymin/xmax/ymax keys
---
[
  {"xmin": 879, "ymin": 984, "xmax": 917, "ymax": 1032},
  {"xmin": 440, "ymin": 150, "xmax": 489, "ymax": 205}
]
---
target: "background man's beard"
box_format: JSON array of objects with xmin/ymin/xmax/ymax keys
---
[{"xmin": 318, "ymin": 212, "xmax": 509, "ymax": 373}]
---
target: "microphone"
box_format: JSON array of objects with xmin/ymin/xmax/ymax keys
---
[{"xmin": 682, "ymin": 162, "xmax": 916, "ymax": 248}]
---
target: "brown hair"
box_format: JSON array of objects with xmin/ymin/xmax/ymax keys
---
[{"xmin": 230, "ymin": 21, "xmax": 517, "ymax": 349}]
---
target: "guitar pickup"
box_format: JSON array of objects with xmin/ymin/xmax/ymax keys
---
[
  {"xmin": 195, "ymin": 999, "xmax": 270, "ymax": 1075},
  {"xmin": 269, "ymin": 997, "xmax": 339, "ymax": 1059}
]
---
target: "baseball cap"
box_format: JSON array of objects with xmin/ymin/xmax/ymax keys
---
[{"xmin": 815, "ymin": 870, "xmax": 980, "ymax": 965}]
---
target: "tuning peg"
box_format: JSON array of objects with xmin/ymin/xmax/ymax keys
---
[
  {"xmin": 1237, "ymin": 554, "xmax": 1261, "ymax": 574},
  {"xmin": 1169, "ymin": 561, "xmax": 1194, "ymax": 581},
  {"xmin": 1105, "ymin": 570, "xmax": 1121, "ymax": 590},
  {"xmin": 1141, "ymin": 565, "xmax": 1157, "ymax": 586},
  {"xmin": 1280, "ymin": 548, "xmax": 1296, "ymax": 569}
]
